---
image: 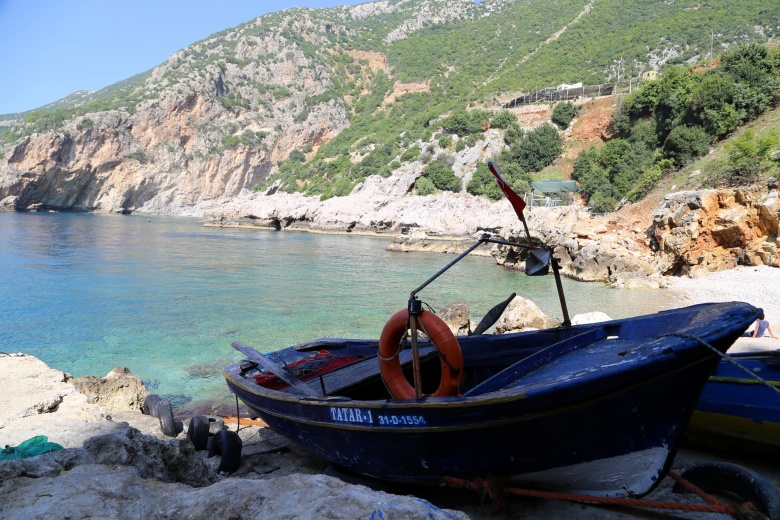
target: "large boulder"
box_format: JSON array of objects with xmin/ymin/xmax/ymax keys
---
[
  {"xmin": 493, "ymin": 296, "xmax": 560, "ymax": 334},
  {"xmin": 571, "ymin": 311, "xmax": 612, "ymax": 325},
  {"xmin": 72, "ymin": 367, "xmax": 149, "ymax": 412},
  {"xmin": 438, "ymin": 302, "xmax": 472, "ymax": 336}
]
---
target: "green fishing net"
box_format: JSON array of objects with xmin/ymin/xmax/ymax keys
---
[{"xmin": 0, "ymin": 436, "xmax": 63, "ymax": 462}]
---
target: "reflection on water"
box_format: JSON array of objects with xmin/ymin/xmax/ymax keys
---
[{"xmin": 0, "ymin": 212, "xmax": 676, "ymax": 409}]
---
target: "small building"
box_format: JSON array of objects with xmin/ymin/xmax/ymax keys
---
[
  {"xmin": 526, "ymin": 180, "xmax": 580, "ymax": 208},
  {"xmin": 642, "ymin": 70, "xmax": 658, "ymax": 81}
]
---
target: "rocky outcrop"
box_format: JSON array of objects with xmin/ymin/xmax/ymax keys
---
[
  {"xmin": 0, "ymin": 462, "xmax": 467, "ymax": 520},
  {"xmin": 0, "ymin": 90, "xmax": 348, "ymax": 215},
  {"xmin": 493, "ymin": 296, "xmax": 561, "ymax": 333},
  {"xmin": 0, "ymin": 354, "xmax": 163, "ymax": 449},
  {"xmin": 71, "ymin": 367, "xmax": 149, "ymax": 412},
  {"xmin": 653, "ymin": 187, "xmax": 780, "ymax": 276}
]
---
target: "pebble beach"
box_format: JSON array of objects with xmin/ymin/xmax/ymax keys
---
[{"xmin": 667, "ymin": 265, "xmax": 780, "ymax": 352}]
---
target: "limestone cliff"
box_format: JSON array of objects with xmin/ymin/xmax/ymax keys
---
[{"xmin": 0, "ymin": 0, "xmax": 483, "ymax": 214}]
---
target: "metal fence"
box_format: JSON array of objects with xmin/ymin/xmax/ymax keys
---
[{"xmin": 502, "ymin": 79, "xmax": 644, "ymax": 108}]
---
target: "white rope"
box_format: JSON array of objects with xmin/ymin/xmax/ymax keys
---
[{"xmin": 663, "ymin": 332, "xmax": 780, "ymax": 396}]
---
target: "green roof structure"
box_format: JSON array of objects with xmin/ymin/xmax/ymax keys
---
[{"xmin": 531, "ymin": 180, "xmax": 580, "ymax": 193}]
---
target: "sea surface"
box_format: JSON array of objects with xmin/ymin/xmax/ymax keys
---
[{"xmin": 0, "ymin": 212, "xmax": 676, "ymax": 411}]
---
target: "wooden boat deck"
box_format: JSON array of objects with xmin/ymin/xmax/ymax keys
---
[{"xmin": 298, "ymin": 346, "xmax": 436, "ymax": 397}]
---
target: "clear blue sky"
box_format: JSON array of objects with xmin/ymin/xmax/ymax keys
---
[{"xmin": 0, "ymin": 0, "xmax": 365, "ymax": 114}]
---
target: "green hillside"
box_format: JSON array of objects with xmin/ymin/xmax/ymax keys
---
[{"xmin": 2, "ymin": 0, "xmax": 779, "ymax": 206}]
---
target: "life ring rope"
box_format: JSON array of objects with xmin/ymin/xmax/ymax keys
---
[
  {"xmin": 414, "ymin": 317, "xmax": 459, "ymax": 373},
  {"xmin": 377, "ymin": 335, "xmax": 403, "ymax": 362}
]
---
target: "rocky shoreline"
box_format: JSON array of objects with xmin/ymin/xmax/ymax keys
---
[
  {"xmin": 0, "ymin": 353, "xmax": 472, "ymax": 519},
  {"xmin": 202, "ymin": 181, "xmax": 780, "ymax": 291}
]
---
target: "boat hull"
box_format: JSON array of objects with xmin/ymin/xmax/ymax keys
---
[
  {"xmin": 688, "ymin": 352, "xmax": 780, "ymax": 454},
  {"xmin": 224, "ymin": 302, "xmax": 760, "ymax": 497},
  {"xmin": 227, "ymin": 356, "xmax": 713, "ymax": 496}
]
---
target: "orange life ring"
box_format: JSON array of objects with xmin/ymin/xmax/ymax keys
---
[{"xmin": 378, "ymin": 309, "xmax": 464, "ymax": 399}]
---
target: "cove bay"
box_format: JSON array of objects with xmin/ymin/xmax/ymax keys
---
[{"xmin": 0, "ymin": 212, "xmax": 676, "ymax": 411}]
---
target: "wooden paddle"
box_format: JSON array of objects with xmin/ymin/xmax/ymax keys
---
[{"xmin": 231, "ymin": 341, "xmax": 319, "ymax": 397}]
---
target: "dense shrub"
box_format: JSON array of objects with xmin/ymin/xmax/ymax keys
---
[
  {"xmin": 442, "ymin": 109, "xmax": 471, "ymax": 136},
  {"xmin": 289, "ymin": 149, "xmax": 306, "ymax": 162},
  {"xmin": 512, "ymin": 124, "xmax": 562, "ymax": 172},
  {"xmin": 443, "ymin": 108, "xmax": 492, "ymax": 136},
  {"xmin": 663, "ymin": 125, "xmax": 710, "ymax": 166},
  {"xmin": 467, "ymin": 160, "xmax": 530, "ymax": 200},
  {"xmin": 491, "ymin": 110, "xmax": 517, "ymax": 129},
  {"xmin": 571, "ymin": 149, "xmax": 620, "ymax": 213},
  {"xmin": 437, "ymin": 134, "xmax": 452, "ymax": 149},
  {"xmin": 720, "ymin": 44, "xmax": 780, "ymax": 120},
  {"xmin": 422, "ymin": 159, "xmax": 461, "ymax": 192},
  {"xmin": 503, "ymin": 122, "xmax": 524, "ymax": 146},
  {"xmin": 400, "ymin": 145, "xmax": 421, "ymax": 163},
  {"xmin": 689, "ymin": 74, "xmax": 739, "ymax": 137},
  {"xmin": 627, "ymin": 159, "xmax": 673, "ymax": 201},
  {"xmin": 716, "ymin": 129, "xmax": 780, "ymax": 186},
  {"xmin": 551, "ymin": 102, "xmax": 577, "ymax": 129},
  {"xmin": 415, "ymin": 176, "xmax": 436, "ymax": 195},
  {"xmin": 466, "ymin": 162, "xmax": 502, "ymax": 199}
]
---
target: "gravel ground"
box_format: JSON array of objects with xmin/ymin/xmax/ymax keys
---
[{"xmin": 667, "ymin": 264, "xmax": 780, "ymax": 352}]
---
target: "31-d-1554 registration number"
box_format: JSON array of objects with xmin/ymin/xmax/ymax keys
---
[{"xmin": 329, "ymin": 407, "xmax": 426, "ymax": 426}]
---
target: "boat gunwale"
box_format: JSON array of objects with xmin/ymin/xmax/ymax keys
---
[{"xmin": 225, "ymin": 352, "xmax": 721, "ymax": 432}]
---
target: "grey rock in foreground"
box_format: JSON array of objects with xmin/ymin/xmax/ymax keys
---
[
  {"xmin": 0, "ymin": 462, "xmax": 467, "ymax": 520},
  {"xmin": 0, "ymin": 353, "xmax": 467, "ymax": 520}
]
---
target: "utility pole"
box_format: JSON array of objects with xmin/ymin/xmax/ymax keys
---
[{"xmin": 710, "ymin": 29, "xmax": 714, "ymax": 65}]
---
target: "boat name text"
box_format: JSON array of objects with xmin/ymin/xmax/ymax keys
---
[
  {"xmin": 330, "ymin": 407, "xmax": 373, "ymax": 424},
  {"xmin": 328, "ymin": 408, "xmax": 427, "ymax": 426}
]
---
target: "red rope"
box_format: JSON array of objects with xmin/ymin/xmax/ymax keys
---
[{"xmin": 441, "ymin": 475, "xmax": 754, "ymax": 517}]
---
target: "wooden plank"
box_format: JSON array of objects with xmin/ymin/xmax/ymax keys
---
[{"xmin": 231, "ymin": 342, "xmax": 319, "ymax": 397}]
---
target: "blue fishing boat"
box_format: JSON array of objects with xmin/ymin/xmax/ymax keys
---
[
  {"xmin": 224, "ymin": 301, "xmax": 758, "ymax": 497},
  {"xmin": 687, "ymin": 351, "xmax": 780, "ymax": 455},
  {"xmin": 223, "ymin": 163, "xmax": 759, "ymax": 498}
]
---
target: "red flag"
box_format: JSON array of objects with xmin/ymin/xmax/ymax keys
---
[{"xmin": 488, "ymin": 161, "xmax": 526, "ymax": 218}]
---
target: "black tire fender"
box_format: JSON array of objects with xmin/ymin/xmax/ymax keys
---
[
  {"xmin": 186, "ymin": 415, "xmax": 210, "ymax": 451},
  {"xmin": 674, "ymin": 462, "xmax": 780, "ymax": 520},
  {"xmin": 214, "ymin": 430, "xmax": 242, "ymax": 473},
  {"xmin": 155, "ymin": 400, "xmax": 179, "ymax": 437},
  {"xmin": 203, "ymin": 415, "xmax": 225, "ymax": 435},
  {"xmin": 207, "ymin": 435, "xmax": 219, "ymax": 458},
  {"xmin": 142, "ymin": 394, "xmax": 161, "ymax": 417}
]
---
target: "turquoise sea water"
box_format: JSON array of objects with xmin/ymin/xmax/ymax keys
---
[{"xmin": 0, "ymin": 212, "xmax": 675, "ymax": 411}]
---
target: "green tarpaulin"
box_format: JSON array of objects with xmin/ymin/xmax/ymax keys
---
[{"xmin": 531, "ymin": 180, "xmax": 579, "ymax": 193}]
